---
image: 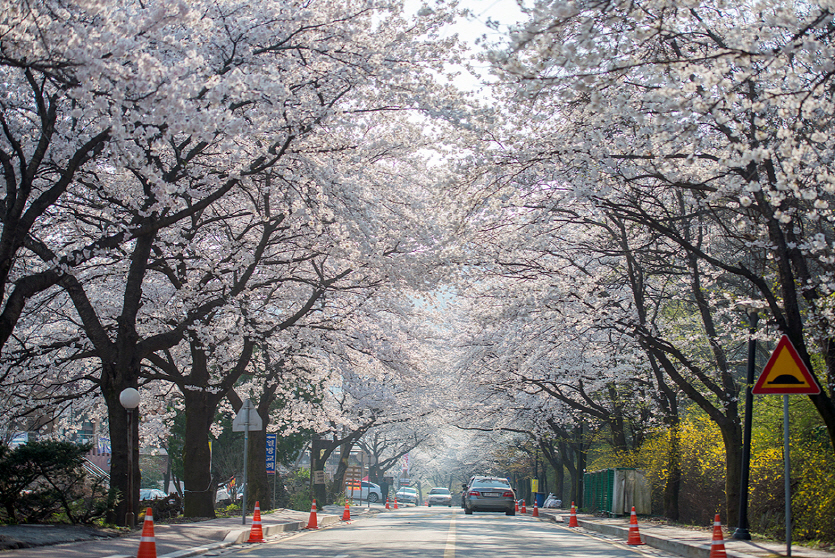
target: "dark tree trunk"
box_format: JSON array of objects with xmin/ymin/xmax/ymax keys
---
[
  {"xmin": 311, "ymin": 436, "xmax": 328, "ymax": 505},
  {"xmin": 247, "ymin": 428, "xmax": 269, "ymax": 510},
  {"xmin": 664, "ymin": 419, "xmax": 682, "ymax": 520},
  {"xmin": 719, "ymin": 418, "xmax": 743, "ymax": 526},
  {"xmin": 182, "ymin": 391, "xmax": 216, "ymax": 518}
]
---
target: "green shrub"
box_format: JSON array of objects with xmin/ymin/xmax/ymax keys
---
[{"xmin": 0, "ymin": 440, "xmax": 113, "ymax": 524}]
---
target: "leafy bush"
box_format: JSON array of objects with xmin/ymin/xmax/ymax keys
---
[{"xmin": 0, "ymin": 440, "xmax": 113, "ymax": 524}]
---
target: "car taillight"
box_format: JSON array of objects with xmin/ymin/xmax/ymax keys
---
[
  {"xmin": 502, "ymin": 491, "xmax": 514, "ymax": 497},
  {"xmin": 468, "ymin": 490, "xmax": 480, "ymax": 496}
]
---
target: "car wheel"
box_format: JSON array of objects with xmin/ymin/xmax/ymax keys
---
[
  {"xmin": 448, "ymin": 504, "xmax": 452, "ymax": 507},
  {"xmin": 368, "ymin": 493, "xmax": 379, "ymax": 503},
  {"xmin": 506, "ymin": 509, "xmax": 515, "ymax": 516},
  {"xmin": 465, "ymin": 506, "xmax": 473, "ymax": 515}
]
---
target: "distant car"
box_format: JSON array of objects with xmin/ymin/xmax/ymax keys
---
[
  {"xmin": 463, "ymin": 476, "xmax": 516, "ymax": 515},
  {"xmin": 216, "ymin": 486, "xmax": 232, "ymax": 504},
  {"xmin": 427, "ymin": 487, "xmax": 452, "ymax": 507},
  {"xmin": 140, "ymin": 488, "xmax": 166, "ymax": 500},
  {"xmin": 395, "ymin": 486, "xmax": 419, "ymax": 504},
  {"xmin": 346, "ymin": 480, "xmax": 383, "ymax": 503}
]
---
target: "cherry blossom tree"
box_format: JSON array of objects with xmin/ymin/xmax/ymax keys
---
[
  {"xmin": 486, "ymin": 0, "xmax": 835, "ymax": 452},
  {"xmin": 1, "ymin": 0, "xmax": 470, "ymax": 523}
]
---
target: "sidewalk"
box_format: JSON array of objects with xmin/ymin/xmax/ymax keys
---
[
  {"xmin": 538, "ymin": 509, "xmax": 835, "ymax": 558},
  {"xmin": 0, "ymin": 504, "xmax": 378, "ymax": 558}
]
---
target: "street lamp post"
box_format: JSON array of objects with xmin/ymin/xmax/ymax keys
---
[
  {"xmin": 733, "ymin": 309, "xmax": 758, "ymax": 540},
  {"xmin": 119, "ymin": 388, "xmax": 140, "ymax": 529}
]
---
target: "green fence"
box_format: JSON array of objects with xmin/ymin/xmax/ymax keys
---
[{"xmin": 583, "ymin": 468, "xmax": 650, "ymax": 516}]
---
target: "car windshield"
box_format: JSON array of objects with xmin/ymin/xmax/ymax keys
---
[
  {"xmin": 430, "ymin": 488, "xmax": 450, "ymax": 494},
  {"xmin": 472, "ymin": 479, "xmax": 511, "ymax": 489},
  {"xmin": 401, "ymin": 488, "xmax": 417, "ymax": 493}
]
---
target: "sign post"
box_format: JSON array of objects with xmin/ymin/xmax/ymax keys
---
[
  {"xmin": 232, "ymin": 399, "xmax": 263, "ymax": 525},
  {"xmin": 752, "ymin": 335, "xmax": 821, "ymax": 557},
  {"xmin": 344, "ymin": 465, "xmax": 363, "ymax": 503}
]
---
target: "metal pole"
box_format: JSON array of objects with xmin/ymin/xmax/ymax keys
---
[
  {"xmin": 734, "ymin": 311, "xmax": 758, "ymax": 540},
  {"xmin": 126, "ymin": 409, "xmax": 135, "ymax": 528},
  {"xmin": 242, "ymin": 404, "xmax": 249, "ymax": 525},
  {"xmin": 783, "ymin": 395, "xmax": 792, "ymax": 558}
]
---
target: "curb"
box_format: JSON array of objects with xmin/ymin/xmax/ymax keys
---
[
  {"xmin": 103, "ymin": 515, "xmax": 344, "ymax": 558},
  {"xmin": 537, "ymin": 514, "xmax": 769, "ymax": 558}
]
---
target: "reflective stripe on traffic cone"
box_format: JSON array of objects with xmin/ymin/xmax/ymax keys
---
[
  {"xmin": 627, "ymin": 506, "xmax": 644, "ymax": 545},
  {"xmin": 307, "ymin": 499, "xmax": 318, "ymax": 529},
  {"xmin": 520, "ymin": 499, "xmax": 527, "ymax": 514},
  {"xmin": 532, "ymin": 500, "xmax": 539, "ymax": 517},
  {"xmin": 709, "ymin": 514, "xmax": 727, "ymax": 558},
  {"xmin": 247, "ymin": 501, "xmax": 265, "ymax": 543},
  {"xmin": 342, "ymin": 500, "xmax": 351, "ymax": 521},
  {"xmin": 568, "ymin": 502, "xmax": 579, "ymax": 527},
  {"xmin": 137, "ymin": 507, "xmax": 156, "ymax": 558}
]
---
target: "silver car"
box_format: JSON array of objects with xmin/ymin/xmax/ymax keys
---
[
  {"xmin": 463, "ymin": 476, "xmax": 516, "ymax": 515},
  {"xmin": 427, "ymin": 487, "xmax": 453, "ymax": 507}
]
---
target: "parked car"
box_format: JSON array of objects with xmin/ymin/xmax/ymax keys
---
[
  {"xmin": 395, "ymin": 486, "xmax": 419, "ymax": 504},
  {"xmin": 346, "ymin": 480, "xmax": 383, "ymax": 503},
  {"xmin": 140, "ymin": 488, "xmax": 167, "ymax": 500},
  {"xmin": 463, "ymin": 476, "xmax": 516, "ymax": 515},
  {"xmin": 427, "ymin": 487, "xmax": 452, "ymax": 507}
]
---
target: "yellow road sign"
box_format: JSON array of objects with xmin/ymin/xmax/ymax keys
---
[{"xmin": 753, "ymin": 335, "xmax": 821, "ymax": 395}]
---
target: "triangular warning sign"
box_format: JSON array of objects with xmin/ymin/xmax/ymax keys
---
[{"xmin": 753, "ymin": 335, "xmax": 821, "ymax": 395}]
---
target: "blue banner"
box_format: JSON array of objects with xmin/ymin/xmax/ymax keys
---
[{"xmin": 266, "ymin": 433, "xmax": 277, "ymax": 474}]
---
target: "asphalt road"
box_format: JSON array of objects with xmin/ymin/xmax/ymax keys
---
[{"xmin": 216, "ymin": 505, "xmax": 681, "ymax": 558}]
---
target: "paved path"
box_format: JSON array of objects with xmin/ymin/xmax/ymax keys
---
[
  {"xmin": 0, "ymin": 505, "xmax": 362, "ymax": 558},
  {"xmin": 1, "ymin": 505, "xmax": 832, "ymax": 558}
]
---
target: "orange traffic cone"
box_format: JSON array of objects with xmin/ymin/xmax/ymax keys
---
[
  {"xmin": 394, "ymin": 497, "xmax": 399, "ymax": 509},
  {"xmin": 342, "ymin": 500, "xmax": 351, "ymax": 521},
  {"xmin": 521, "ymin": 499, "xmax": 527, "ymax": 514},
  {"xmin": 532, "ymin": 499, "xmax": 539, "ymax": 517},
  {"xmin": 247, "ymin": 501, "xmax": 265, "ymax": 543},
  {"xmin": 307, "ymin": 499, "xmax": 318, "ymax": 529},
  {"xmin": 627, "ymin": 506, "xmax": 644, "ymax": 545},
  {"xmin": 709, "ymin": 514, "xmax": 727, "ymax": 558},
  {"xmin": 385, "ymin": 497, "xmax": 391, "ymax": 510},
  {"xmin": 137, "ymin": 507, "xmax": 156, "ymax": 558},
  {"xmin": 568, "ymin": 502, "xmax": 579, "ymax": 527},
  {"xmin": 515, "ymin": 500, "xmax": 519, "ymax": 513}
]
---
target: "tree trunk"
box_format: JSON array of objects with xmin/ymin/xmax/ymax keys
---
[
  {"xmin": 247, "ymin": 428, "xmax": 269, "ymax": 510},
  {"xmin": 719, "ymin": 419, "xmax": 742, "ymax": 526},
  {"xmin": 101, "ymin": 369, "xmax": 139, "ymax": 527},
  {"xmin": 182, "ymin": 392, "xmax": 215, "ymax": 518},
  {"xmin": 311, "ymin": 436, "xmax": 327, "ymax": 504},
  {"xmin": 664, "ymin": 419, "xmax": 681, "ymax": 520}
]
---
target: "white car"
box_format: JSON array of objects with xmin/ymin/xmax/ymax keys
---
[
  {"xmin": 346, "ymin": 480, "xmax": 383, "ymax": 503},
  {"xmin": 140, "ymin": 488, "xmax": 166, "ymax": 500},
  {"xmin": 395, "ymin": 486, "xmax": 419, "ymax": 504}
]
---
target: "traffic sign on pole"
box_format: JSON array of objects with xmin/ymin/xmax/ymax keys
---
[{"xmin": 752, "ymin": 335, "xmax": 821, "ymax": 395}]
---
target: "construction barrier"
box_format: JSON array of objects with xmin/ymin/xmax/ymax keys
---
[
  {"xmin": 307, "ymin": 499, "xmax": 318, "ymax": 529},
  {"xmin": 247, "ymin": 501, "xmax": 265, "ymax": 543},
  {"xmin": 626, "ymin": 506, "xmax": 644, "ymax": 545},
  {"xmin": 709, "ymin": 514, "xmax": 727, "ymax": 558},
  {"xmin": 342, "ymin": 501, "xmax": 351, "ymax": 521},
  {"xmin": 137, "ymin": 507, "xmax": 157, "ymax": 558}
]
